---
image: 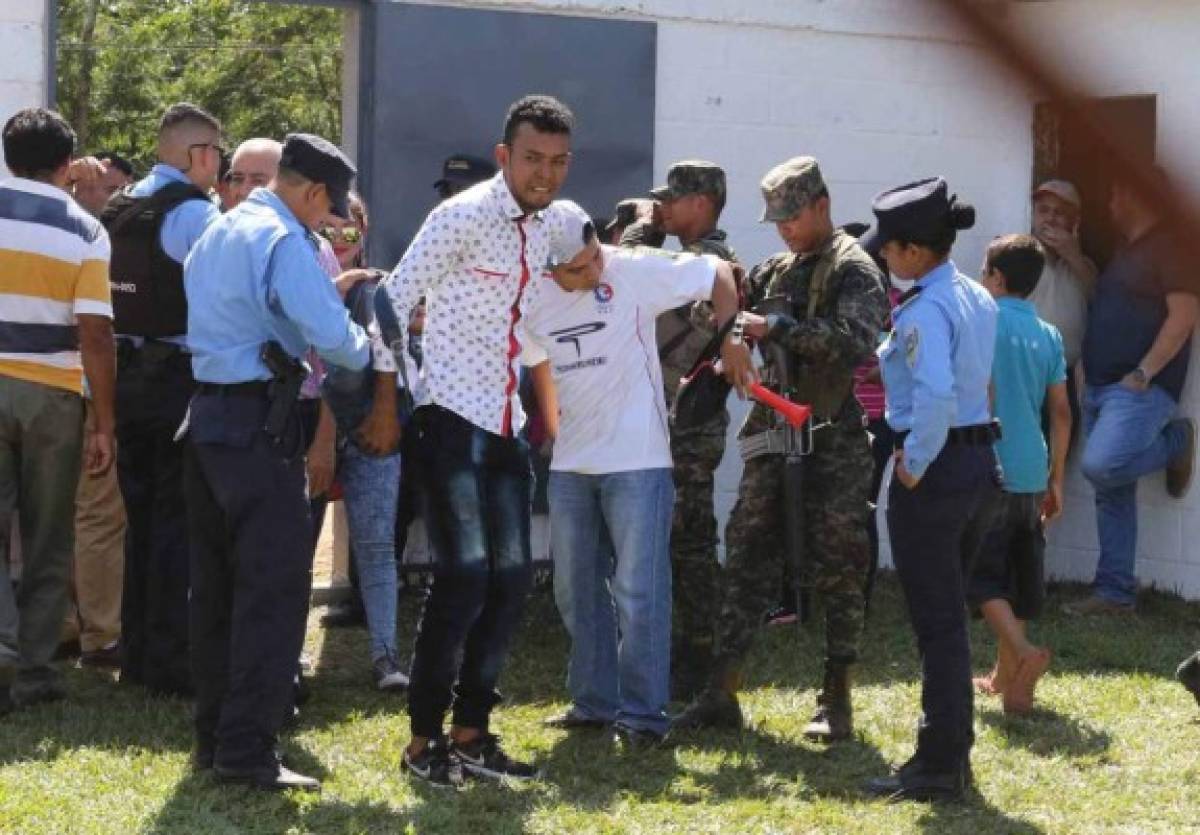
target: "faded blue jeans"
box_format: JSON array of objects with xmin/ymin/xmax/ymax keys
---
[
  {"xmin": 339, "ymin": 443, "xmax": 400, "ymax": 661},
  {"xmin": 549, "ymin": 468, "xmax": 674, "ymax": 736},
  {"xmin": 1080, "ymin": 382, "xmax": 1190, "ymax": 605}
]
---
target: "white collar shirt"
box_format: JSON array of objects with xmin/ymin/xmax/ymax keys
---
[{"xmin": 380, "ymin": 173, "xmax": 551, "ymax": 436}]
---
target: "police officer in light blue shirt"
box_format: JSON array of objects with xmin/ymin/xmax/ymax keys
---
[
  {"xmin": 101, "ymin": 102, "xmax": 223, "ymax": 697},
  {"xmin": 859, "ymin": 177, "xmax": 999, "ymax": 802},
  {"xmin": 182, "ymin": 133, "xmax": 370, "ymax": 793}
]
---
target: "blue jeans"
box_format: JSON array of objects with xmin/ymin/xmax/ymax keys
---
[
  {"xmin": 407, "ymin": 406, "xmax": 533, "ymax": 738},
  {"xmin": 1081, "ymin": 383, "xmax": 1188, "ymax": 605},
  {"xmin": 339, "ymin": 443, "xmax": 400, "ymax": 660},
  {"xmin": 549, "ymin": 468, "xmax": 674, "ymax": 736}
]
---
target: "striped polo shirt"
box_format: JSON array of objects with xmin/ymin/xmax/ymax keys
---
[{"xmin": 0, "ymin": 177, "xmax": 112, "ymax": 394}]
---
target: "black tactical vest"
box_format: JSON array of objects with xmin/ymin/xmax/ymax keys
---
[{"xmin": 101, "ymin": 182, "xmax": 210, "ymax": 338}]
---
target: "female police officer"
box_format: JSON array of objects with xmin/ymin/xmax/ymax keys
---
[{"xmin": 859, "ymin": 178, "xmax": 998, "ymax": 802}]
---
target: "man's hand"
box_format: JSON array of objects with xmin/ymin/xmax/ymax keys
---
[
  {"xmin": 894, "ymin": 450, "xmax": 920, "ymax": 489},
  {"xmin": 1119, "ymin": 370, "xmax": 1150, "ymax": 393},
  {"xmin": 353, "ymin": 375, "xmax": 401, "ymax": 455},
  {"xmin": 719, "ymin": 338, "xmax": 757, "ymax": 399},
  {"xmin": 67, "ymin": 156, "xmax": 105, "ymax": 188},
  {"xmin": 336, "ymin": 268, "xmax": 376, "ymax": 299},
  {"xmin": 739, "ymin": 311, "xmax": 769, "ymax": 341},
  {"xmin": 1041, "ymin": 480, "xmax": 1063, "ymax": 523},
  {"xmin": 84, "ymin": 429, "xmax": 114, "ymax": 476},
  {"xmin": 1038, "ymin": 224, "xmax": 1083, "ymax": 262}
]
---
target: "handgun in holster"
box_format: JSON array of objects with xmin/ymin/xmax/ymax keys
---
[{"xmin": 260, "ymin": 340, "xmax": 310, "ymax": 443}]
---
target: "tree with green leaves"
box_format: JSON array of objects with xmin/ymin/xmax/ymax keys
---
[{"xmin": 56, "ymin": 0, "xmax": 343, "ymax": 172}]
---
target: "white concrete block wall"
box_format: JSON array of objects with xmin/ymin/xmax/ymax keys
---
[
  {"xmin": 390, "ymin": 1, "xmax": 1200, "ymax": 597},
  {"xmin": 0, "ymin": 0, "xmax": 48, "ymax": 176}
]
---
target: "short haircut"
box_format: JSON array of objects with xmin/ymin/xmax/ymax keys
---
[
  {"xmin": 502, "ymin": 95, "xmax": 574, "ymax": 145},
  {"xmin": 986, "ymin": 234, "xmax": 1046, "ymax": 298},
  {"xmin": 3, "ymin": 107, "xmax": 76, "ymax": 178},
  {"xmin": 158, "ymin": 102, "xmax": 221, "ymax": 138},
  {"xmin": 96, "ymin": 150, "xmax": 134, "ymax": 177}
]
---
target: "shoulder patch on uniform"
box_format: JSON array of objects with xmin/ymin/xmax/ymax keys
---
[{"xmin": 904, "ymin": 327, "xmax": 920, "ymax": 368}]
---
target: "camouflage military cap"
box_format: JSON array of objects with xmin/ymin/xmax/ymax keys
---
[
  {"xmin": 649, "ymin": 160, "xmax": 727, "ymax": 203},
  {"xmin": 759, "ymin": 156, "xmax": 827, "ymax": 222}
]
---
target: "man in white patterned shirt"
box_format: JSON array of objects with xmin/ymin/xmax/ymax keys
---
[{"xmin": 364, "ymin": 95, "xmax": 573, "ymax": 786}]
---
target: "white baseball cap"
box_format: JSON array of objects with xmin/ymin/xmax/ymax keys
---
[
  {"xmin": 1032, "ymin": 179, "xmax": 1082, "ymax": 210},
  {"xmin": 545, "ymin": 200, "xmax": 595, "ymax": 269}
]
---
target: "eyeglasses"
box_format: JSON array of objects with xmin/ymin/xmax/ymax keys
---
[
  {"xmin": 189, "ymin": 141, "xmax": 227, "ymax": 158},
  {"xmin": 319, "ymin": 225, "xmax": 362, "ymax": 245}
]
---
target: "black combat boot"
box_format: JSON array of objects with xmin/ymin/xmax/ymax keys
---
[
  {"xmin": 669, "ymin": 659, "xmax": 745, "ymax": 733},
  {"xmin": 803, "ymin": 659, "xmax": 853, "ymax": 743}
]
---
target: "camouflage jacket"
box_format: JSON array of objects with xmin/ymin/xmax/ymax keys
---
[
  {"xmin": 619, "ymin": 222, "xmax": 738, "ymax": 406},
  {"xmin": 742, "ymin": 229, "xmax": 886, "ymax": 435}
]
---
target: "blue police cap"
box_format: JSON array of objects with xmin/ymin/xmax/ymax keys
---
[
  {"xmin": 859, "ymin": 177, "xmax": 974, "ymax": 255},
  {"xmin": 280, "ymin": 133, "xmax": 357, "ymax": 219},
  {"xmin": 433, "ymin": 154, "xmax": 496, "ymax": 191}
]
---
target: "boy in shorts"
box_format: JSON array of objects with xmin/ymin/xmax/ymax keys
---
[{"xmin": 971, "ymin": 234, "xmax": 1072, "ymax": 714}]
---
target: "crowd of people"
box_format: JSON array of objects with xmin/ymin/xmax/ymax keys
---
[{"xmin": 1, "ymin": 88, "xmax": 1198, "ymax": 801}]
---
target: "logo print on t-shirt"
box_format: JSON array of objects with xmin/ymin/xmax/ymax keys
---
[
  {"xmin": 594, "ymin": 283, "xmax": 614, "ymax": 304},
  {"xmin": 550, "ymin": 322, "xmax": 606, "ymax": 358}
]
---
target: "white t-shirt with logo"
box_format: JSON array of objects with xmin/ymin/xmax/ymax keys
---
[{"xmin": 520, "ymin": 245, "xmax": 718, "ymax": 475}]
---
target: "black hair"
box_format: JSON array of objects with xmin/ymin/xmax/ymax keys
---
[
  {"xmin": 158, "ymin": 102, "xmax": 221, "ymax": 136},
  {"xmin": 96, "ymin": 151, "xmax": 134, "ymax": 177},
  {"xmin": 986, "ymin": 234, "xmax": 1046, "ymax": 297},
  {"xmin": 218, "ymin": 150, "xmax": 231, "ymax": 182},
  {"xmin": 2, "ymin": 108, "xmax": 76, "ymax": 179},
  {"xmin": 502, "ymin": 95, "xmax": 574, "ymax": 145},
  {"xmin": 893, "ymin": 199, "xmax": 975, "ymax": 259}
]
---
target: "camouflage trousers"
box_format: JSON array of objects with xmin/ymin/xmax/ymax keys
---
[
  {"xmin": 669, "ymin": 413, "xmax": 727, "ymax": 674},
  {"xmin": 714, "ymin": 423, "xmax": 873, "ymax": 670}
]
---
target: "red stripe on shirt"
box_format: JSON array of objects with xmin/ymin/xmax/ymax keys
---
[{"xmin": 501, "ymin": 219, "xmax": 533, "ymax": 437}]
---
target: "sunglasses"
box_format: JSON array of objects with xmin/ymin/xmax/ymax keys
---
[{"xmin": 319, "ymin": 226, "xmax": 362, "ymax": 245}]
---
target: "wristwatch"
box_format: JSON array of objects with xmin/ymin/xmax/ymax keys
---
[
  {"xmin": 1132, "ymin": 366, "xmax": 1150, "ymax": 386},
  {"xmin": 728, "ymin": 312, "xmax": 746, "ymax": 346}
]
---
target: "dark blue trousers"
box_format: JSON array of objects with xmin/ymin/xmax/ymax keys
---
[
  {"xmin": 407, "ymin": 406, "xmax": 533, "ymax": 739},
  {"xmin": 116, "ymin": 343, "xmax": 195, "ymax": 694},
  {"xmin": 887, "ymin": 443, "xmax": 995, "ymax": 772},
  {"xmin": 184, "ymin": 392, "xmax": 313, "ymax": 770}
]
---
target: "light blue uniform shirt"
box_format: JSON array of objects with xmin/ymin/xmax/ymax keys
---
[
  {"xmin": 184, "ymin": 188, "xmax": 369, "ymax": 383},
  {"xmin": 991, "ymin": 296, "xmax": 1066, "ymax": 493},
  {"xmin": 128, "ymin": 163, "xmax": 221, "ymax": 265},
  {"xmin": 879, "ymin": 259, "xmax": 997, "ymax": 479}
]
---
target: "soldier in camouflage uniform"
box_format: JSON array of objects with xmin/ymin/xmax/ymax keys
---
[
  {"xmin": 672, "ymin": 157, "xmax": 887, "ymax": 742},
  {"xmin": 619, "ymin": 161, "xmax": 738, "ymax": 700}
]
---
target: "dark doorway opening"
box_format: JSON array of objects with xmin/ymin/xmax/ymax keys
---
[{"xmin": 1032, "ymin": 95, "xmax": 1156, "ymax": 267}]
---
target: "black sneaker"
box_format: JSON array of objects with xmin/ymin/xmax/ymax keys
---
[
  {"xmin": 450, "ymin": 734, "xmax": 539, "ymax": 782},
  {"xmin": 402, "ymin": 738, "xmax": 463, "ymax": 788},
  {"xmin": 372, "ymin": 652, "xmax": 410, "ymax": 692}
]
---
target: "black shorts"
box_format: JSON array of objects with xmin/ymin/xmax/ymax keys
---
[{"xmin": 966, "ymin": 491, "xmax": 1046, "ymax": 620}]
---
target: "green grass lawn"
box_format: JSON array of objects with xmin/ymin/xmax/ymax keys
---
[{"xmin": 2, "ymin": 575, "xmax": 1199, "ymax": 834}]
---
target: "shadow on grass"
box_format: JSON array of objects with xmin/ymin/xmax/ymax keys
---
[
  {"xmin": 979, "ymin": 706, "xmax": 1111, "ymax": 759},
  {"xmin": 913, "ymin": 789, "xmax": 1045, "ymax": 834}
]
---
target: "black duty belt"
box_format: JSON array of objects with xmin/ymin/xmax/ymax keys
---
[
  {"xmin": 196, "ymin": 381, "xmax": 271, "ymax": 398},
  {"xmin": 893, "ymin": 420, "xmax": 1000, "ymax": 450}
]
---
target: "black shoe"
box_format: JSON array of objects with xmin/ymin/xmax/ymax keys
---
[
  {"xmin": 542, "ymin": 707, "xmax": 609, "ymax": 730},
  {"xmin": 214, "ymin": 758, "xmax": 320, "ymax": 792},
  {"xmin": 79, "ymin": 642, "xmax": 122, "ymax": 669},
  {"xmin": 669, "ymin": 690, "xmax": 744, "ymax": 733},
  {"xmin": 320, "ymin": 601, "xmax": 365, "ymax": 628},
  {"xmin": 450, "ymin": 734, "xmax": 539, "ymax": 782},
  {"xmin": 863, "ymin": 758, "xmax": 967, "ymax": 802},
  {"xmin": 372, "ymin": 652, "xmax": 410, "ymax": 692},
  {"xmin": 53, "ymin": 639, "xmax": 81, "ymax": 661},
  {"xmin": 403, "ymin": 737, "xmax": 463, "ymax": 788},
  {"xmin": 611, "ymin": 724, "xmax": 665, "ymax": 752},
  {"xmin": 11, "ymin": 679, "xmax": 66, "ymax": 708}
]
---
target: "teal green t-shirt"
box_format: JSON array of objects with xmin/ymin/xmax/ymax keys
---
[{"xmin": 992, "ymin": 297, "xmax": 1067, "ymax": 493}]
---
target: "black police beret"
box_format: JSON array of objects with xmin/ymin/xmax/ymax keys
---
[
  {"xmin": 859, "ymin": 177, "xmax": 975, "ymax": 255},
  {"xmin": 280, "ymin": 133, "xmax": 357, "ymax": 219}
]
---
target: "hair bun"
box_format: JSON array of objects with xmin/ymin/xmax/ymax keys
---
[{"xmin": 947, "ymin": 199, "xmax": 975, "ymax": 231}]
